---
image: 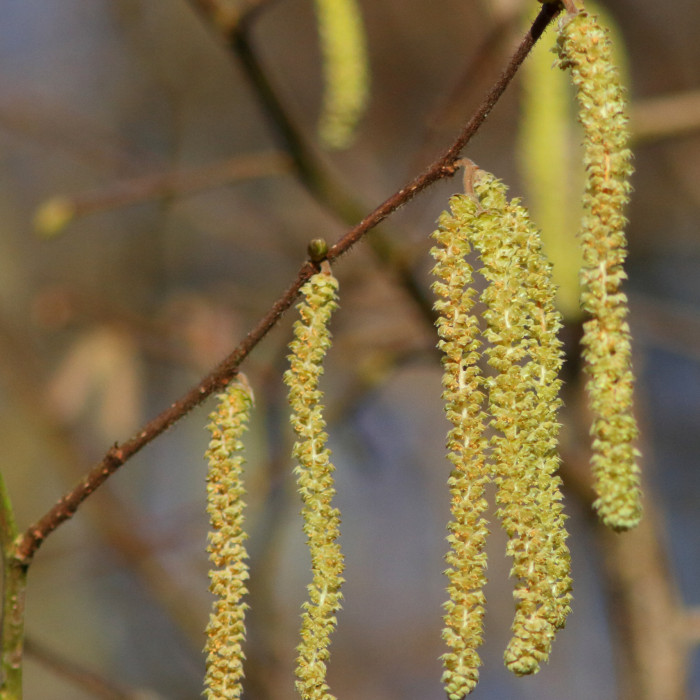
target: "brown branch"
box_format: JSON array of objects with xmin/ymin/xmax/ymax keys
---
[
  {"xmin": 14, "ymin": 1, "xmax": 561, "ymax": 564},
  {"xmin": 14, "ymin": 263, "xmax": 316, "ymax": 563},
  {"xmin": 0, "ymin": 314, "xmax": 231, "ymax": 647}
]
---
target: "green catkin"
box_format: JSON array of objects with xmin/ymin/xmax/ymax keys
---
[
  {"xmin": 556, "ymin": 10, "xmax": 642, "ymax": 531},
  {"xmin": 431, "ymin": 194, "xmax": 490, "ymax": 699},
  {"xmin": 313, "ymin": 0, "xmax": 370, "ymax": 150},
  {"xmin": 284, "ymin": 266, "xmax": 344, "ymax": 700},
  {"xmin": 470, "ymin": 172, "xmax": 571, "ymax": 677},
  {"xmin": 204, "ymin": 379, "xmax": 254, "ymax": 700}
]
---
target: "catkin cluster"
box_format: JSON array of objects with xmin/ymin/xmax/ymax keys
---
[
  {"xmin": 430, "ymin": 7, "xmax": 641, "ymax": 692},
  {"xmin": 556, "ymin": 9, "xmax": 642, "ymax": 531},
  {"xmin": 431, "ymin": 169, "xmax": 571, "ymax": 697},
  {"xmin": 200, "ymin": 8, "xmax": 642, "ymax": 699},
  {"xmin": 204, "ymin": 380, "xmax": 254, "ymax": 700},
  {"xmin": 284, "ymin": 266, "xmax": 344, "ymax": 700}
]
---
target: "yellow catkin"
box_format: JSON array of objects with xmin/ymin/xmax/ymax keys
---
[
  {"xmin": 204, "ymin": 379, "xmax": 254, "ymax": 700},
  {"xmin": 313, "ymin": 0, "xmax": 370, "ymax": 149},
  {"xmin": 431, "ymin": 193, "xmax": 490, "ymax": 699},
  {"xmin": 468, "ymin": 172, "xmax": 571, "ymax": 676},
  {"xmin": 556, "ymin": 10, "xmax": 642, "ymax": 531},
  {"xmin": 518, "ymin": 13, "xmax": 582, "ymax": 321},
  {"xmin": 284, "ymin": 266, "xmax": 344, "ymax": 700}
]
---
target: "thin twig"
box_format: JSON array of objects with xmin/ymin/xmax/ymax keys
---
[
  {"xmin": 15, "ymin": 1, "xmax": 560, "ymax": 564},
  {"xmin": 422, "ymin": 11, "xmax": 519, "ymax": 136},
  {"xmin": 227, "ymin": 1, "xmax": 558, "ymax": 316},
  {"xmin": 24, "ymin": 637, "xmax": 142, "ymax": 700},
  {"xmin": 34, "ymin": 151, "xmax": 291, "ymax": 236}
]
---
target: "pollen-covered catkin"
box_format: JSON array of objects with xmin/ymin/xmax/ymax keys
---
[
  {"xmin": 204, "ymin": 379, "xmax": 254, "ymax": 700},
  {"xmin": 556, "ymin": 10, "xmax": 642, "ymax": 531},
  {"xmin": 431, "ymin": 193, "xmax": 490, "ymax": 699},
  {"xmin": 470, "ymin": 171, "xmax": 571, "ymax": 677},
  {"xmin": 313, "ymin": 0, "xmax": 370, "ymax": 149},
  {"xmin": 284, "ymin": 266, "xmax": 344, "ymax": 700}
]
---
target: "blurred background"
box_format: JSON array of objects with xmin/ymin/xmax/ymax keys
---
[{"xmin": 0, "ymin": 0, "xmax": 699, "ymax": 698}]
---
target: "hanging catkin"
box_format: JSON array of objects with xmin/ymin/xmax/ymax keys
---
[
  {"xmin": 431, "ymin": 192, "xmax": 490, "ymax": 699},
  {"xmin": 284, "ymin": 264, "xmax": 344, "ymax": 700},
  {"xmin": 313, "ymin": 0, "xmax": 370, "ymax": 149},
  {"xmin": 204, "ymin": 378, "xmax": 254, "ymax": 700},
  {"xmin": 556, "ymin": 9, "xmax": 642, "ymax": 531},
  {"xmin": 468, "ymin": 171, "xmax": 571, "ymax": 676}
]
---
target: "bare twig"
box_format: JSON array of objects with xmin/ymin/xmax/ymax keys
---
[
  {"xmin": 15, "ymin": 1, "xmax": 561, "ymax": 564},
  {"xmin": 25, "ymin": 637, "xmax": 144, "ymax": 700},
  {"xmin": 34, "ymin": 151, "xmax": 291, "ymax": 237}
]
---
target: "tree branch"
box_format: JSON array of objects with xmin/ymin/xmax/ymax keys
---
[{"xmin": 14, "ymin": 1, "xmax": 560, "ymax": 564}]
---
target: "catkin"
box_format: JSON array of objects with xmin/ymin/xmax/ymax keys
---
[
  {"xmin": 284, "ymin": 266, "xmax": 344, "ymax": 700},
  {"xmin": 204, "ymin": 379, "xmax": 254, "ymax": 700},
  {"xmin": 313, "ymin": 0, "xmax": 370, "ymax": 149},
  {"xmin": 518, "ymin": 16, "xmax": 582, "ymax": 322},
  {"xmin": 431, "ymin": 193, "xmax": 490, "ymax": 700},
  {"xmin": 556, "ymin": 10, "xmax": 642, "ymax": 531},
  {"xmin": 468, "ymin": 172, "xmax": 571, "ymax": 676}
]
